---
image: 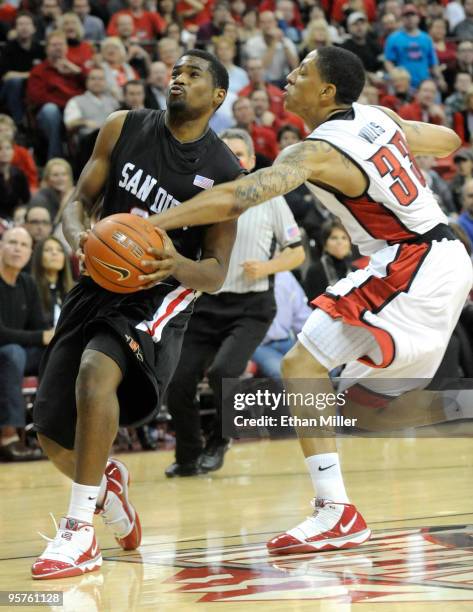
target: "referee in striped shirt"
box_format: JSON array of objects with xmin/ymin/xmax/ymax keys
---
[{"xmin": 166, "ymin": 128, "xmax": 305, "ymax": 477}]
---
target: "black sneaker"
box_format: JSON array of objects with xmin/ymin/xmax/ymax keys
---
[
  {"xmin": 165, "ymin": 460, "xmax": 205, "ymax": 478},
  {"xmin": 199, "ymin": 439, "xmax": 231, "ymax": 473}
]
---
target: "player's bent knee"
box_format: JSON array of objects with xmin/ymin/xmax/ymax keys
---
[
  {"xmin": 76, "ymin": 350, "xmax": 122, "ymax": 404},
  {"xmin": 281, "ymin": 342, "xmax": 326, "ymax": 379}
]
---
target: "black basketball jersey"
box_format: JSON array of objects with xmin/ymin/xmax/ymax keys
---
[{"xmin": 102, "ymin": 109, "xmax": 243, "ymax": 263}]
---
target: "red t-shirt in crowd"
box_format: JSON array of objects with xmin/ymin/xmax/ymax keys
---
[
  {"xmin": 250, "ymin": 123, "xmax": 279, "ymax": 161},
  {"xmin": 12, "ymin": 144, "xmax": 39, "ymax": 192},
  {"xmin": 238, "ymin": 83, "xmax": 285, "ymax": 118},
  {"xmin": 175, "ymin": 0, "xmax": 214, "ymax": 28},
  {"xmin": 26, "ymin": 60, "xmax": 85, "ymax": 109},
  {"xmin": 398, "ymin": 101, "xmax": 444, "ymax": 125},
  {"xmin": 107, "ymin": 9, "xmax": 166, "ymax": 40},
  {"xmin": 67, "ymin": 41, "xmax": 95, "ymax": 71}
]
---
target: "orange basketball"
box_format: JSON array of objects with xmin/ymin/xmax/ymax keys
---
[{"xmin": 84, "ymin": 213, "xmax": 164, "ymax": 293}]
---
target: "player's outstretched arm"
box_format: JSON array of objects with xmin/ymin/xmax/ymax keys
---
[
  {"xmin": 62, "ymin": 111, "xmax": 128, "ymax": 253},
  {"xmin": 152, "ymin": 141, "xmax": 322, "ymax": 231},
  {"xmin": 377, "ymin": 106, "xmax": 461, "ymax": 158}
]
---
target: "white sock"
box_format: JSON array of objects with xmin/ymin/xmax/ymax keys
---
[
  {"xmin": 96, "ymin": 475, "xmax": 108, "ymax": 508},
  {"xmin": 305, "ymin": 452, "xmax": 349, "ymax": 503},
  {"xmin": 67, "ymin": 482, "xmax": 100, "ymax": 524}
]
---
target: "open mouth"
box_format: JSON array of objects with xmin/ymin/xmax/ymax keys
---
[{"xmin": 170, "ymin": 86, "xmax": 184, "ymax": 95}]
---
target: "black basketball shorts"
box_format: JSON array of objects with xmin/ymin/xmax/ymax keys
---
[{"xmin": 33, "ymin": 277, "xmax": 195, "ymax": 450}]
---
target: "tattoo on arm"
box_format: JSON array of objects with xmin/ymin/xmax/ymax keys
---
[{"xmin": 232, "ymin": 141, "xmax": 321, "ymax": 214}]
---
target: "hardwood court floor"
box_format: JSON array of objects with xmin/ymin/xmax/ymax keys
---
[{"xmin": 1, "ymin": 436, "xmax": 473, "ymax": 611}]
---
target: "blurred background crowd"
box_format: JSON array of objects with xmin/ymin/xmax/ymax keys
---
[{"xmin": 0, "ymin": 0, "xmax": 472, "ymax": 468}]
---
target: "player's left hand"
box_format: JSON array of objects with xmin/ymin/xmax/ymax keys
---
[
  {"xmin": 139, "ymin": 228, "xmax": 182, "ymax": 289},
  {"xmin": 241, "ymin": 260, "xmax": 269, "ymax": 281}
]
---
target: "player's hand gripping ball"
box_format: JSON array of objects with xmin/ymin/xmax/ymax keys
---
[{"xmin": 84, "ymin": 213, "xmax": 165, "ymax": 293}]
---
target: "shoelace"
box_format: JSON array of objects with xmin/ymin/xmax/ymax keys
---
[{"xmin": 37, "ymin": 515, "xmax": 93, "ymax": 562}]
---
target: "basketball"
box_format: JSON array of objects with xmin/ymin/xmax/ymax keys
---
[{"xmin": 84, "ymin": 213, "xmax": 164, "ymax": 293}]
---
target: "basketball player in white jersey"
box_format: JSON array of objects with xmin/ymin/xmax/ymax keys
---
[{"xmin": 149, "ymin": 47, "xmax": 473, "ymax": 554}]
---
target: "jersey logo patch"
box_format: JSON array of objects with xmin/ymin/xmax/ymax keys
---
[
  {"xmin": 193, "ymin": 175, "xmax": 214, "ymax": 190},
  {"xmin": 92, "ymin": 256, "xmax": 130, "ymax": 281}
]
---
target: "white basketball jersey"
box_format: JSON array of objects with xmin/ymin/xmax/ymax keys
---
[{"xmin": 305, "ymin": 103, "xmax": 447, "ymax": 255}]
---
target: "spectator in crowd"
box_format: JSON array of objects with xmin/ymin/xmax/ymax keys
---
[
  {"xmin": 252, "ymin": 271, "xmax": 311, "ymax": 379},
  {"xmin": 384, "ymin": 3, "xmax": 443, "ymax": 90},
  {"xmin": 429, "ymin": 17, "xmax": 457, "ymax": 74},
  {"xmin": 165, "ymin": 128, "xmax": 304, "ymax": 477},
  {"xmin": 239, "ymin": 57, "xmax": 285, "ymax": 117},
  {"xmin": 175, "ymin": 0, "xmax": 214, "ymax": 31},
  {"xmin": 304, "ymin": 220, "xmax": 353, "ymax": 300},
  {"xmin": 72, "ymin": 0, "xmax": 105, "ymax": 42},
  {"xmin": 99, "ymin": 36, "xmax": 138, "ymax": 100},
  {"xmin": 0, "ymin": 114, "xmax": 39, "ymax": 192},
  {"xmin": 275, "ymin": 0, "xmax": 303, "ymax": 45},
  {"xmin": 0, "ymin": 138, "xmax": 30, "ymax": 222},
  {"xmin": 0, "ymin": 12, "xmax": 44, "ymax": 125},
  {"xmin": 453, "ymin": 0, "xmax": 473, "ymax": 42},
  {"xmin": 31, "ymin": 236, "xmax": 74, "ymax": 328},
  {"xmin": 450, "ymin": 149, "xmax": 473, "ymax": 213},
  {"xmin": 13, "ymin": 206, "xmax": 27, "ymax": 227},
  {"xmin": 399, "ymin": 79, "xmax": 446, "ymax": 125},
  {"xmin": 298, "ymin": 18, "xmax": 332, "ymax": 60},
  {"xmin": 121, "ymin": 79, "xmax": 145, "ymax": 110},
  {"xmin": 26, "ymin": 30, "xmax": 85, "ymax": 160},
  {"xmin": 64, "ymin": 67, "xmax": 119, "ymax": 173},
  {"xmin": 0, "ymin": 227, "xmax": 51, "ymax": 462},
  {"xmin": 445, "ymin": 0, "xmax": 466, "ymax": 31},
  {"xmin": 445, "ymin": 40, "xmax": 473, "ymax": 93},
  {"xmin": 379, "ymin": 68, "xmax": 415, "ymax": 111},
  {"xmin": 250, "ymin": 87, "xmax": 306, "ymax": 135},
  {"xmin": 115, "ymin": 13, "xmax": 151, "ymax": 78},
  {"xmin": 232, "ymin": 96, "xmax": 279, "ymax": 162},
  {"xmin": 34, "ymin": 0, "xmax": 62, "ymax": 42},
  {"xmin": 445, "ymin": 71, "xmax": 473, "ymax": 126},
  {"xmin": 214, "ymin": 36, "xmax": 249, "ymax": 94},
  {"xmin": 239, "ymin": 7, "xmax": 259, "ymax": 43},
  {"xmin": 378, "ymin": 11, "xmax": 399, "ymax": 46},
  {"xmin": 222, "ymin": 19, "xmax": 244, "ymax": 64},
  {"xmin": 59, "ymin": 12, "xmax": 95, "ymax": 71},
  {"xmin": 196, "ymin": 1, "xmax": 232, "ymax": 48},
  {"xmin": 458, "ymin": 178, "xmax": 473, "ymax": 245},
  {"xmin": 244, "ymin": 10, "xmax": 298, "ymax": 87},
  {"xmin": 30, "ymin": 158, "xmax": 74, "ymax": 225},
  {"xmin": 330, "ymin": 0, "xmax": 377, "ymax": 24},
  {"xmin": 156, "ymin": 37, "xmax": 182, "ymax": 76},
  {"xmin": 144, "ymin": 61, "xmax": 168, "ymax": 110},
  {"xmin": 453, "ymin": 85, "xmax": 473, "ymax": 145},
  {"xmin": 157, "ymin": 0, "xmax": 179, "ymax": 29},
  {"xmin": 24, "ymin": 206, "xmax": 53, "ymax": 247},
  {"xmin": 416, "ymin": 155, "xmax": 457, "ymax": 215},
  {"xmin": 341, "ymin": 12, "xmax": 383, "ymax": 75},
  {"xmin": 107, "ymin": 0, "xmax": 166, "ymax": 42}
]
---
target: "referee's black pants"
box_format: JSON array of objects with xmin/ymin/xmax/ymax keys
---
[{"xmin": 167, "ymin": 290, "xmax": 276, "ymax": 464}]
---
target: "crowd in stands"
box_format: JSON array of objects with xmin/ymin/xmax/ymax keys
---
[{"xmin": 1, "ymin": 0, "xmax": 473, "ymax": 462}]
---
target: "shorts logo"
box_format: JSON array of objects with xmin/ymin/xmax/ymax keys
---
[
  {"xmin": 92, "ymin": 256, "xmax": 130, "ymax": 281},
  {"xmin": 125, "ymin": 334, "xmax": 143, "ymax": 362}
]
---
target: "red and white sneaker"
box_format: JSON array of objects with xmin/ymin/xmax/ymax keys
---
[
  {"xmin": 32, "ymin": 517, "xmax": 102, "ymax": 580},
  {"xmin": 98, "ymin": 458, "xmax": 141, "ymax": 550},
  {"xmin": 267, "ymin": 499, "xmax": 371, "ymax": 555}
]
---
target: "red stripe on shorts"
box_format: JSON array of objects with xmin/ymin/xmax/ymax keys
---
[
  {"xmin": 312, "ymin": 242, "xmax": 431, "ymax": 368},
  {"xmin": 147, "ymin": 288, "xmax": 193, "ymax": 337}
]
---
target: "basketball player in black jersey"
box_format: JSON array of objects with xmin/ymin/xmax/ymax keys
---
[{"xmin": 31, "ymin": 49, "xmax": 244, "ymax": 580}]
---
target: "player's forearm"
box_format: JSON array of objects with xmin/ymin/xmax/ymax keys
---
[
  {"xmin": 173, "ymin": 255, "xmax": 227, "ymax": 292},
  {"xmin": 151, "ymin": 181, "xmax": 242, "ymax": 230},
  {"xmin": 62, "ymin": 198, "xmax": 89, "ymax": 252},
  {"xmin": 264, "ymin": 245, "xmax": 305, "ymax": 275},
  {"xmin": 404, "ymin": 121, "xmax": 461, "ymax": 157}
]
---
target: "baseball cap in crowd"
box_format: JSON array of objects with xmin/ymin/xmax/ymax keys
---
[
  {"xmin": 402, "ymin": 4, "xmax": 419, "ymax": 16},
  {"xmin": 454, "ymin": 149, "xmax": 473, "ymax": 162},
  {"xmin": 347, "ymin": 12, "xmax": 367, "ymax": 27}
]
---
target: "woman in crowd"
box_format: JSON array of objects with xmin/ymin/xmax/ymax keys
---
[
  {"xmin": 0, "ymin": 136, "xmax": 30, "ymax": 221},
  {"xmin": 429, "ymin": 17, "xmax": 457, "ymax": 75},
  {"xmin": 31, "ymin": 237, "xmax": 75, "ymax": 328},
  {"xmin": 303, "ymin": 219, "xmax": 353, "ymax": 300},
  {"xmin": 60, "ymin": 12, "xmax": 95, "ymax": 70},
  {"xmin": 100, "ymin": 37, "xmax": 138, "ymax": 100},
  {"xmin": 29, "ymin": 158, "xmax": 74, "ymax": 227},
  {"xmin": 299, "ymin": 18, "xmax": 332, "ymax": 59}
]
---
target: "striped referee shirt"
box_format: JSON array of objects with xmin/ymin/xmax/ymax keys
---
[{"xmin": 215, "ymin": 195, "xmax": 301, "ymax": 294}]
